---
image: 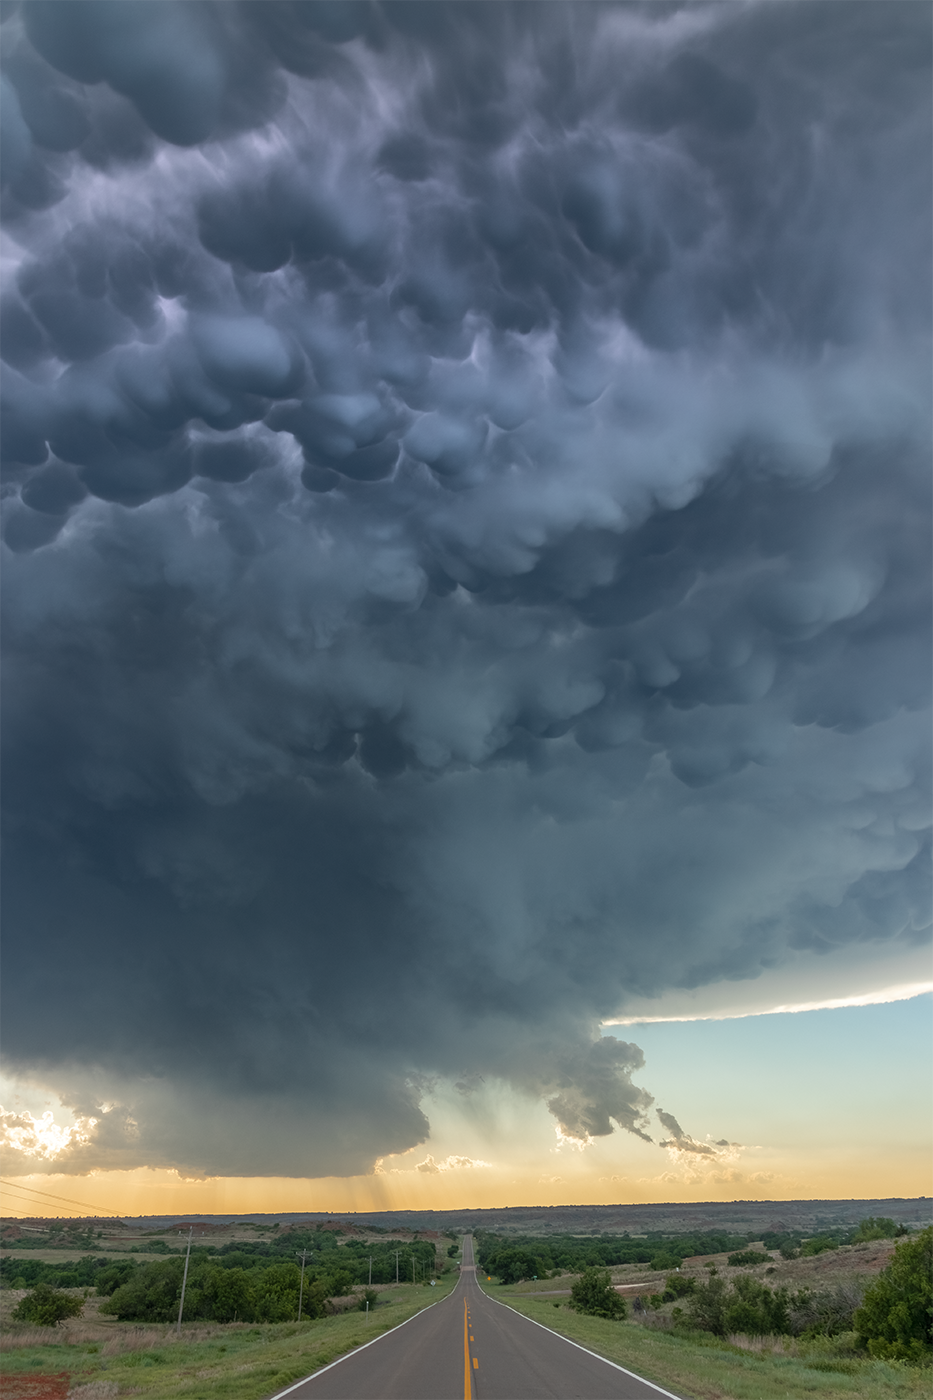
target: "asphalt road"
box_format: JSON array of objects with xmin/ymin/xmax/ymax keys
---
[{"xmin": 269, "ymin": 1237, "xmax": 687, "ymax": 1400}]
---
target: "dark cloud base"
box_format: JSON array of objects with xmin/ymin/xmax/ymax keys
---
[{"xmin": 1, "ymin": 0, "xmax": 929, "ymax": 1177}]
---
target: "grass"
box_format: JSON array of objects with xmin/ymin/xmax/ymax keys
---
[
  {"xmin": 0, "ymin": 1278, "xmax": 456, "ymax": 1399},
  {"xmin": 480, "ymin": 1282, "xmax": 931, "ymax": 1400}
]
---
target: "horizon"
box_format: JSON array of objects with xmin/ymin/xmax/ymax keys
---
[{"xmin": 2, "ymin": 0, "xmax": 931, "ymax": 1218}]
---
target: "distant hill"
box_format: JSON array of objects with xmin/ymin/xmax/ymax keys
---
[{"xmin": 4, "ymin": 1197, "xmax": 929, "ymax": 1239}]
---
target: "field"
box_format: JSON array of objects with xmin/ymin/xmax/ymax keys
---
[{"xmin": 0, "ymin": 1277, "xmax": 456, "ymax": 1400}]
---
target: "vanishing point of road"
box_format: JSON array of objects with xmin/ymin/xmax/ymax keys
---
[{"xmin": 269, "ymin": 1235, "xmax": 687, "ymax": 1400}]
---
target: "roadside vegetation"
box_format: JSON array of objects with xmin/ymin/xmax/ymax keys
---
[
  {"xmin": 1, "ymin": 1221, "xmax": 457, "ymax": 1397},
  {"xmin": 0, "ymin": 1277, "xmax": 456, "ymax": 1399},
  {"xmin": 481, "ymin": 1226, "xmax": 931, "ymax": 1400}
]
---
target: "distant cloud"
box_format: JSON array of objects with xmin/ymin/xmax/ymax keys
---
[
  {"xmin": 414, "ymin": 1154, "xmax": 491, "ymax": 1175},
  {"xmin": 657, "ymin": 1109, "xmax": 742, "ymax": 1166}
]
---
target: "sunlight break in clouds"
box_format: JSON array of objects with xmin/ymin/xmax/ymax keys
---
[{"xmin": 609, "ymin": 981, "xmax": 933, "ymax": 1025}]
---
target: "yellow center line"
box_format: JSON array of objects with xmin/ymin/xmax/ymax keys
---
[{"xmin": 463, "ymin": 1295, "xmax": 472, "ymax": 1399}]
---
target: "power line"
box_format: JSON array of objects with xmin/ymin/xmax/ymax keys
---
[{"xmin": 0, "ymin": 1178, "xmax": 130, "ymax": 1220}]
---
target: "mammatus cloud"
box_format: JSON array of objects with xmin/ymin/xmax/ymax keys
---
[{"xmin": 1, "ymin": 1, "xmax": 929, "ymax": 1178}]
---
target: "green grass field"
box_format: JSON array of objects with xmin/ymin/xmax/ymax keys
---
[
  {"xmin": 481, "ymin": 1284, "xmax": 931, "ymax": 1400},
  {"xmin": 0, "ymin": 1279, "xmax": 456, "ymax": 1399}
]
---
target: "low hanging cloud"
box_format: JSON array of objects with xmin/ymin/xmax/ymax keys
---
[
  {"xmin": 413, "ymin": 1154, "xmax": 491, "ymax": 1175},
  {"xmin": 0, "ymin": 1, "xmax": 929, "ymax": 1179},
  {"xmin": 657, "ymin": 1108, "xmax": 738, "ymax": 1160}
]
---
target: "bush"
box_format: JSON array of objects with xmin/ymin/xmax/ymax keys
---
[
  {"xmin": 659, "ymin": 1273, "xmax": 696, "ymax": 1302},
  {"xmin": 800, "ymin": 1236, "xmax": 839, "ymax": 1256},
  {"xmin": 359, "ymin": 1288, "xmax": 378, "ymax": 1311},
  {"xmin": 686, "ymin": 1269, "xmax": 728, "ymax": 1335},
  {"xmin": 850, "ymin": 1217, "xmax": 907, "ymax": 1244},
  {"xmin": 101, "ymin": 1258, "xmax": 184, "ymax": 1323},
  {"xmin": 789, "ymin": 1282, "xmax": 864, "ymax": 1337},
  {"xmin": 723, "ymin": 1274, "xmax": 791, "ymax": 1336},
  {"xmin": 854, "ymin": 1226, "xmax": 932, "ymax": 1364},
  {"xmin": 13, "ymin": 1282, "xmax": 84, "ymax": 1326},
  {"xmin": 727, "ymin": 1250, "xmax": 771, "ymax": 1267},
  {"xmin": 569, "ymin": 1268, "xmax": 626, "ymax": 1320},
  {"xmin": 685, "ymin": 1269, "xmax": 795, "ymax": 1338}
]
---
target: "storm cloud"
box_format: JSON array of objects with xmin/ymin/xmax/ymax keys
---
[{"xmin": 1, "ymin": 1, "xmax": 929, "ymax": 1178}]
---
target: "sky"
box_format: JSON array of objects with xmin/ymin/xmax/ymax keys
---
[{"xmin": 1, "ymin": 0, "xmax": 930, "ymax": 1221}]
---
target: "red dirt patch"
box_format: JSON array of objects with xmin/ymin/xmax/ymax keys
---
[{"xmin": 0, "ymin": 1374, "xmax": 70, "ymax": 1399}]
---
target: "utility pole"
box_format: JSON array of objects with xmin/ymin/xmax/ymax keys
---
[
  {"xmin": 176, "ymin": 1227, "xmax": 193, "ymax": 1335},
  {"xmin": 394, "ymin": 1250, "xmax": 400, "ymax": 1284},
  {"xmin": 412, "ymin": 1256, "xmax": 416, "ymax": 1284},
  {"xmin": 368, "ymin": 1256, "xmax": 373, "ymax": 1286},
  {"xmin": 297, "ymin": 1250, "xmax": 310, "ymax": 1321}
]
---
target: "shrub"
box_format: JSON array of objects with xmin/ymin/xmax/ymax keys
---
[
  {"xmin": 850, "ymin": 1217, "xmax": 907, "ymax": 1244},
  {"xmin": 359, "ymin": 1288, "xmax": 378, "ymax": 1311},
  {"xmin": 569, "ymin": 1267, "xmax": 626, "ymax": 1320},
  {"xmin": 801, "ymin": 1236, "xmax": 839, "ymax": 1256},
  {"xmin": 13, "ymin": 1282, "xmax": 84, "ymax": 1326},
  {"xmin": 727, "ymin": 1249, "xmax": 771, "ymax": 1267},
  {"xmin": 854, "ymin": 1226, "xmax": 933, "ymax": 1364},
  {"xmin": 686, "ymin": 1269, "xmax": 794, "ymax": 1338},
  {"xmin": 658, "ymin": 1273, "xmax": 696, "ymax": 1302},
  {"xmin": 101, "ymin": 1258, "xmax": 184, "ymax": 1323},
  {"xmin": 723, "ymin": 1274, "xmax": 791, "ymax": 1336},
  {"xmin": 789, "ymin": 1282, "xmax": 864, "ymax": 1337},
  {"xmin": 687, "ymin": 1269, "xmax": 728, "ymax": 1336}
]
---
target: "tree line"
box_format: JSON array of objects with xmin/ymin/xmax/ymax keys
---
[
  {"xmin": 3, "ymin": 1236, "xmax": 441, "ymax": 1326},
  {"xmin": 475, "ymin": 1216, "xmax": 912, "ymax": 1283}
]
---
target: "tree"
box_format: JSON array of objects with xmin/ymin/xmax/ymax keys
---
[
  {"xmin": 854, "ymin": 1226, "xmax": 933, "ymax": 1363},
  {"xmin": 722, "ymin": 1274, "xmax": 791, "ymax": 1336},
  {"xmin": 687, "ymin": 1269, "xmax": 728, "ymax": 1336},
  {"xmin": 489, "ymin": 1248, "xmax": 540, "ymax": 1285},
  {"xmin": 200, "ymin": 1265, "xmax": 256, "ymax": 1323},
  {"xmin": 569, "ymin": 1268, "xmax": 626, "ymax": 1320},
  {"xmin": 13, "ymin": 1283, "xmax": 84, "ymax": 1326},
  {"xmin": 100, "ymin": 1258, "xmax": 184, "ymax": 1322},
  {"xmin": 850, "ymin": 1217, "xmax": 907, "ymax": 1244}
]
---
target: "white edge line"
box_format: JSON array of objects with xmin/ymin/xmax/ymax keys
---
[
  {"xmin": 483, "ymin": 1288, "xmax": 688, "ymax": 1400},
  {"xmin": 265, "ymin": 1280, "xmax": 460, "ymax": 1400}
]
